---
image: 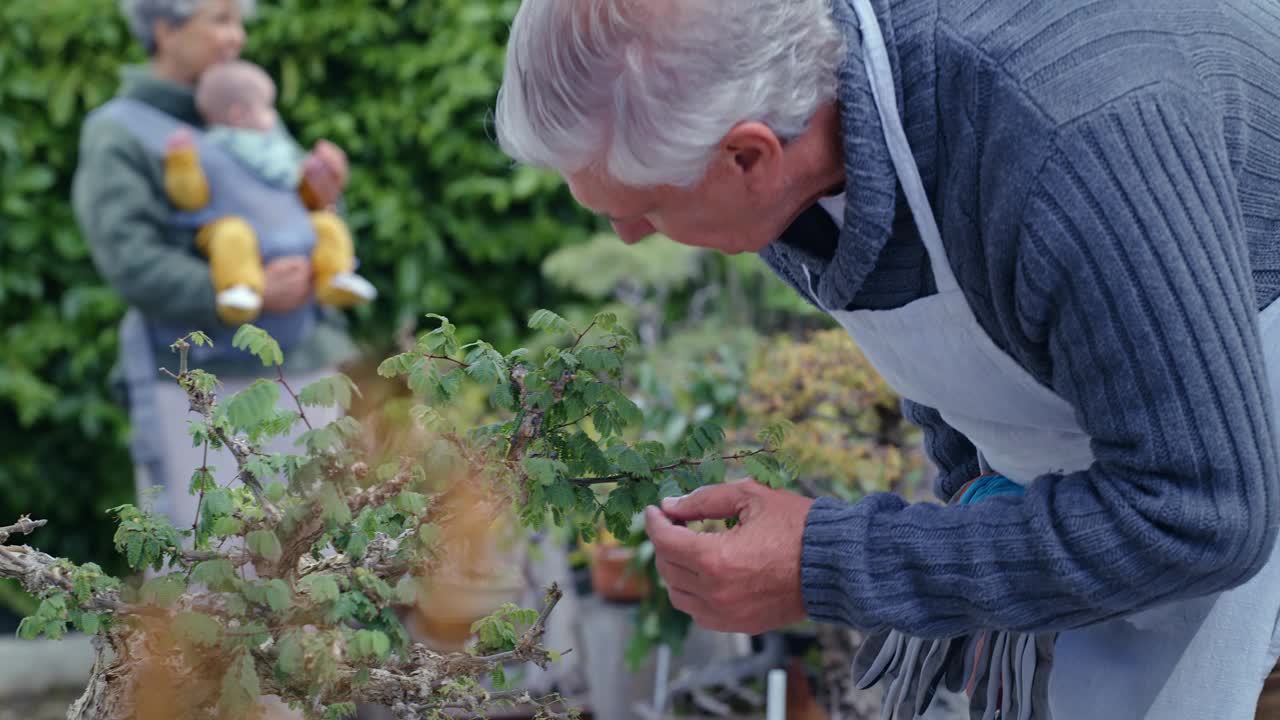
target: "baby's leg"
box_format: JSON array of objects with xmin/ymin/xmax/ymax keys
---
[
  {"xmin": 310, "ymin": 210, "xmax": 376, "ymax": 307},
  {"xmin": 164, "ymin": 130, "xmax": 210, "ymax": 211},
  {"xmin": 196, "ymin": 217, "xmax": 265, "ymax": 325}
]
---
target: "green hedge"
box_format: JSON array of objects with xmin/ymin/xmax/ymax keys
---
[{"xmin": 0, "ymin": 0, "xmax": 591, "ymax": 578}]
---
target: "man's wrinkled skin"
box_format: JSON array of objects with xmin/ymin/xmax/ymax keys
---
[{"xmin": 644, "ymin": 479, "xmax": 816, "ymax": 635}]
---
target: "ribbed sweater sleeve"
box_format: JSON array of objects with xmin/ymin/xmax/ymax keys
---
[
  {"xmin": 901, "ymin": 399, "xmax": 981, "ymax": 502},
  {"xmin": 800, "ymin": 89, "xmax": 1280, "ymax": 636}
]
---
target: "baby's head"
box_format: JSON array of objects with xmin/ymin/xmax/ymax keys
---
[{"xmin": 195, "ymin": 60, "xmax": 278, "ymax": 131}]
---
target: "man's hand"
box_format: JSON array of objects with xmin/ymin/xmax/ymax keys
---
[
  {"xmin": 301, "ymin": 140, "xmax": 349, "ymax": 209},
  {"xmin": 261, "ymin": 256, "xmax": 312, "ymax": 314},
  {"xmin": 644, "ymin": 479, "xmax": 815, "ymax": 635}
]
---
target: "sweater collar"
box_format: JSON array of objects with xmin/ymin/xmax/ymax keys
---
[
  {"xmin": 762, "ymin": 0, "xmax": 933, "ymax": 312},
  {"xmin": 119, "ymin": 65, "xmax": 205, "ymax": 128}
]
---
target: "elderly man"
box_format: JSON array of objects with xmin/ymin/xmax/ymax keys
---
[{"xmin": 496, "ymin": 1, "xmax": 1280, "ymax": 717}]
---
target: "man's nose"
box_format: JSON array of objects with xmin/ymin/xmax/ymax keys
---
[{"xmin": 611, "ymin": 218, "xmax": 656, "ymax": 245}]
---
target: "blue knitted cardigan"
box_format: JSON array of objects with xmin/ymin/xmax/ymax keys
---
[{"xmin": 762, "ymin": 0, "xmax": 1280, "ymax": 636}]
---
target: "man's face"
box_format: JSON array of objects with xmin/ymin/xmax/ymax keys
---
[{"xmin": 566, "ymin": 151, "xmax": 788, "ymax": 255}]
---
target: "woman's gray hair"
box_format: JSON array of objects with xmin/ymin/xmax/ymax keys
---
[
  {"xmin": 119, "ymin": 0, "xmax": 256, "ymax": 54},
  {"xmin": 495, "ymin": 0, "xmax": 845, "ymax": 188}
]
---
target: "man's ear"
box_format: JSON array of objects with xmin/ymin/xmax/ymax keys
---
[{"xmin": 722, "ymin": 122, "xmax": 785, "ymax": 184}]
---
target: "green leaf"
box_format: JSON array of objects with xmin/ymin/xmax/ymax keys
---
[
  {"xmin": 225, "ymin": 380, "xmax": 280, "ymax": 432},
  {"xmin": 319, "ymin": 486, "xmax": 353, "ymax": 528},
  {"xmin": 17, "ymin": 617, "xmax": 43, "ymax": 641},
  {"xmin": 394, "ymin": 491, "xmax": 428, "ymax": 516},
  {"xmin": 744, "ymin": 455, "xmax": 785, "ymax": 488},
  {"xmin": 140, "ymin": 575, "xmax": 185, "ymax": 608},
  {"xmin": 758, "ymin": 420, "xmax": 794, "ymax": 449},
  {"xmin": 685, "ymin": 422, "xmax": 726, "ymax": 457},
  {"xmin": 421, "ymin": 314, "xmax": 460, "ymax": 356},
  {"xmin": 660, "ymin": 476, "xmax": 691, "ymax": 499},
  {"xmin": 488, "ymin": 380, "xmax": 517, "ymax": 411},
  {"xmin": 490, "ymin": 665, "xmax": 508, "ymax": 690},
  {"xmin": 264, "ymin": 579, "xmax": 292, "ymax": 612},
  {"xmin": 345, "ymin": 532, "xmax": 369, "ymax": 560},
  {"xmin": 376, "ymin": 352, "xmax": 416, "ymax": 378},
  {"xmin": 219, "ymin": 651, "xmax": 260, "ymax": 716},
  {"xmin": 174, "ymin": 611, "xmax": 221, "ymax": 647},
  {"xmin": 603, "ymin": 485, "xmax": 638, "ymax": 539},
  {"xmin": 300, "ymin": 574, "xmax": 342, "ymax": 604},
  {"xmin": 210, "ymin": 516, "xmax": 243, "ymax": 537},
  {"xmin": 189, "ymin": 467, "xmax": 216, "ymax": 494},
  {"xmin": 578, "ymin": 346, "xmax": 622, "ymax": 375},
  {"xmin": 523, "ymin": 457, "xmax": 566, "ymax": 487},
  {"xmin": 76, "ymin": 612, "xmax": 101, "ymax": 635},
  {"xmin": 231, "ymin": 325, "xmax": 284, "ymax": 367},
  {"xmin": 276, "ymin": 633, "xmax": 304, "ymax": 677},
  {"xmin": 246, "ymin": 530, "xmax": 283, "ymax": 563},
  {"xmin": 699, "ymin": 457, "xmax": 726, "ymax": 486},
  {"xmin": 546, "ymin": 479, "xmax": 576, "ymax": 513},
  {"xmin": 463, "ymin": 342, "xmax": 506, "ymax": 385},
  {"xmin": 393, "ymin": 575, "xmax": 418, "ymax": 605},
  {"xmin": 265, "ymin": 482, "xmax": 287, "ymax": 503},
  {"xmin": 298, "ymin": 374, "xmax": 361, "ymax": 410},
  {"xmin": 192, "ymin": 560, "xmax": 239, "ymax": 592},
  {"xmin": 615, "ymin": 448, "xmax": 651, "ymax": 478},
  {"xmin": 351, "ymin": 630, "xmax": 391, "ymax": 662},
  {"xmin": 409, "ymin": 404, "xmax": 452, "ymax": 432},
  {"xmin": 324, "ymin": 703, "xmax": 357, "ymax": 720},
  {"xmin": 528, "ymin": 309, "xmax": 572, "ymax": 335},
  {"xmin": 614, "ymin": 394, "xmax": 644, "ymax": 429},
  {"xmin": 633, "ymin": 480, "xmax": 659, "ymax": 510},
  {"xmin": 592, "ymin": 311, "xmax": 619, "ymax": 332},
  {"xmin": 202, "ymin": 488, "xmax": 234, "ymax": 518},
  {"xmin": 299, "ymin": 425, "xmax": 341, "ymax": 453}
]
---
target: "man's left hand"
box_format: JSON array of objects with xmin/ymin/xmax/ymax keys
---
[
  {"xmin": 302, "ymin": 140, "xmax": 349, "ymax": 208},
  {"xmin": 644, "ymin": 479, "xmax": 815, "ymax": 635}
]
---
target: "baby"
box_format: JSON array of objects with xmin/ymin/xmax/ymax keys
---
[{"xmin": 164, "ymin": 60, "xmax": 375, "ymax": 325}]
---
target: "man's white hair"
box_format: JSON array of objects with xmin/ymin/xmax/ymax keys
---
[
  {"xmin": 119, "ymin": 0, "xmax": 256, "ymax": 55},
  {"xmin": 495, "ymin": 0, "xmax": 845, "ymax": 189}
]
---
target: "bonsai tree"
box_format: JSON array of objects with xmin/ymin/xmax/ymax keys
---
[{"xmin": 1, "ymin": 310, "xmax": 790, "ymax": 720}]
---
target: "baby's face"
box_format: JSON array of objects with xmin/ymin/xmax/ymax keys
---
[
  {"xmin": 234, "ymin": 99, "xmax": 278, "ymax": 132},
  {"xmin": 228, "ymin": 75, "xmax": 278, "ymax": 131}
]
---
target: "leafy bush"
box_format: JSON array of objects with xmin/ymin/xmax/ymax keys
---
[
  {"xmin": 741, "ymin": 329, "xmax": 925, "ymax": 501},
  {"xmin": 1, "ymin": 313, "xmax": 792, "ymax": 718},
  {"xmin": 0, "ymin": 0, "xmax": 594, "ymax": 587}
]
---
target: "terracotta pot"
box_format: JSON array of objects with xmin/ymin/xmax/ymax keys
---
[{"xmin": 589, "ymin": 543, "xmax": 651, "ymax": 602}]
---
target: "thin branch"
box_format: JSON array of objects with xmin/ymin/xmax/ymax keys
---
[
  {"xmin": 211, "ymin": 425, "xmax": 282, "ymax": 524},
  {"xmin": 426, "ymin": 354, "xmax": 470, "ymax": 370},
  {"xmin": 568, "ymin": 449, "xmax": 770, "ymax": 486},
  {"xmin": 176, "ymin": 548, "xmax": 252, "ymax": 567},
  {"xmin": 277, "ymin": 364, "xmax": 314, "ymax": 432},
  {"xmin": 191, "ymin": 440, "xmax": 210, "ymax": 543},
  {"xmin": 549, "ymin": 405, "xmax": 603, "ymax": 433},
  {"xmin": 0, "ymin": 516, "xmax": 46, "ymax": 544},
  {"xmin": 0, "ymin": 542, "xmax": 121, "ymax": 613},
  {"xmin": 570, "ymin": 320, "xmax": 597, "ymax": 350}
]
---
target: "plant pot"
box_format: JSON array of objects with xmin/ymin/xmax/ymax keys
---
[
  {"xmin": 589, "ymin": 544, "xmax": 651, "ymax": 603},
  {"xmin": 410, "ymin": 575, "xmax": 525, "ymax": 650}
]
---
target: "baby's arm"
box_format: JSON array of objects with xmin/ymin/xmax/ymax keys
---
[{"xmin": 163, "ymin": 128, "xmax": 211, "ymax": 211}]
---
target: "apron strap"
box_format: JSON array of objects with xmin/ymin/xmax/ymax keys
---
[{"xmin": 847, "ymin": 0, "xmax": 961, "ymax": 295}]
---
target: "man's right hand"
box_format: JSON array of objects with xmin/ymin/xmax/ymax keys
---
[{"xmin": 261, "ymin": 256, "xmax": 312, "ymax": 313}]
